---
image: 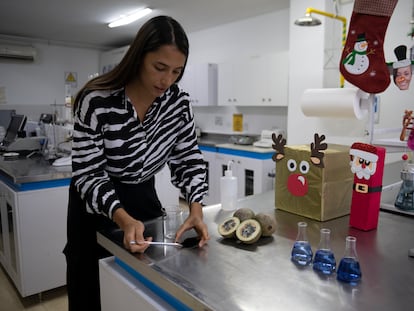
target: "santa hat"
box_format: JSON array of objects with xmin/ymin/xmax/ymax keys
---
[
  {"xmin": 350, "ymin": 142, "xmax": 379, "ymax": 163},
  {"xmin": 393, "ymin": 45, "xmax": 411, "ymax": 69}
]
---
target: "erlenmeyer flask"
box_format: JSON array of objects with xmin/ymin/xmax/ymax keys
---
[
  {"xmin": 291, "ymin": 222, "xmax": 313, "ymax": 266},
  {"xmin": 337, "ymin": 236, "xmax": 362, "ymax": 283},
  {"xmin": 313, "ymin": 228, "xmax": 336, "ymax": 275}
]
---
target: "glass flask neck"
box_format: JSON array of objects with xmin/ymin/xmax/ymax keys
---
[
  {"xmin": 318, "ymin": 228, "xmax": 331, "ymax": 250},
  {"xmin": 296, "ymin": 222, "xmax": 308, "ymax": 242},
  {"xmin": 343, "ymin": 236, "xmax": 358, "ymax": 259}
]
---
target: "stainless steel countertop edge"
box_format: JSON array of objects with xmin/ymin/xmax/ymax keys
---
[{"xmin": 97, "ymin": 232, "xmax": 214, "ymax": 311}]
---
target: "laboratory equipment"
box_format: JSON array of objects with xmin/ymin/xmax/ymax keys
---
[
  {"xmin": 291, "ymin": 221, "xmax": 313, "ymax": 266},
  {"xmin": 337, "ymin": 236, "xmax": 362, "ymax": 283},
  {"xmin": 394, "ymin": 163, "xmax": 414, "ymax": 211},
  {"xmin": 313, "ymin": 228, "xmax": 336, "ymax": 275},
  {"xmin": 220, "ymin": 160, "xmax": 238, "ymax": 211}
]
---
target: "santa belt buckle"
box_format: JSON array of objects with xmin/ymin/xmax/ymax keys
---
[{"xmin": 355, "ymin": 183, "xmax": 369, "ymax": 194}]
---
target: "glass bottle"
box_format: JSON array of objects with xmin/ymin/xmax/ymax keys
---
[
  {"xmin": 313, "ymin": 228, "xmax": 336, "ymax": 275},
  {"xmin": 337, "ymin": 236, "xmax": 362, "ymax": 283},
  {"xmin": 291, "ymin": 222, "xmax": 313, "ymax": 266}
]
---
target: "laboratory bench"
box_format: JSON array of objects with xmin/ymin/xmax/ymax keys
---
[
  {"xmin": 0, "ymin": 154, "xmax": 71, "ymax": 297},
  {"xmin": 97, "ymin": 191, "xmax": 414, "ymax": 311}
]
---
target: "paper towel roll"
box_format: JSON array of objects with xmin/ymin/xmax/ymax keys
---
[{"xmin": 301, "ymin": 88, "xmax": 373, "ymax": 120}]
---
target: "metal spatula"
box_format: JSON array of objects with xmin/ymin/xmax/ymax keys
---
[
  {"xmin": 130, "ymin": 240, "xmax": 182, "ymax": 248},
  {"xmin": 130, "ymin": 237, "xmax": 200, "ymax": 248}
]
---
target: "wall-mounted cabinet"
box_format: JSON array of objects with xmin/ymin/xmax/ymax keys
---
[
  {"xmin": 218, "ymin": 52, "xmax": 288, "ymax": 107},
  {"xmin": 180, "ymin": 63, "xmax": 218, "ymax": 106},
  {"xmin": 217, "ymin": 60, "xmax": 253, "ymax": 106}
]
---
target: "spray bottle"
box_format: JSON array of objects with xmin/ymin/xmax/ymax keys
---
[{"xmin": 220, "ymin": 160, "xmax": 238, "ymax": 211}]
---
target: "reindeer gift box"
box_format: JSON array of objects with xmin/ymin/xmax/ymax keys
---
[{"xmin": 272, "ymin": 133, "xmax": 354, "ymax": 221}]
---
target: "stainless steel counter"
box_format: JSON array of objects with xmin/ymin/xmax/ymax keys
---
[
  {"xmin": 97, "ymin": 191, "xmax": 414, "ymax": 311},
  {"xmin": 0, "ymin": 155, "xmax": 71, "ymax": 184}
]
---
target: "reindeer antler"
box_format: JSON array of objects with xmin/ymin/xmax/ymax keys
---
[
  {"xmin": 272, "ymin": 133, "xmax": 286, "ymax": 162},
  {"xmin": 310, "ymin": 133, "xmax": 327, "ymax": 168},
  {"xmin": 400, "ymin": 110, "xmax": 413, "ymax": 141}
]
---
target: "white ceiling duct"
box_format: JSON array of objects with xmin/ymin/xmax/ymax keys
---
[{"xmin": 0, "ymin": 44, "xmax": 36, "ymax": 61}]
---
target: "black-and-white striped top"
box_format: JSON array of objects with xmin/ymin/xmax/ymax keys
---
[{"xmin": 71, "ymin": 84, "xmax": 207, "ymax": 219}]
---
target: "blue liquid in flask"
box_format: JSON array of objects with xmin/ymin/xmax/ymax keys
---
[
  {"xmin": 291, "ymin": 241, "xmax": 313, "ymax": 266},
  {"xmin": 337, "ymin": 257, "xmax": 361, "ymax": 283},
  {"xmin": 313, "ymin": 249, "xmax": 336, "ymax": 275}
]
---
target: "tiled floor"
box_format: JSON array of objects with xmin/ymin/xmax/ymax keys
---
[{"xmin": 0, "ymin": 265, "xmax": 67, "ymax": 311}]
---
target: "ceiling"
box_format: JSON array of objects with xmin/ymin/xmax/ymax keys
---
[{"xmin": 0, "ymin": 0, "xmax": 290, "ymax": 50}]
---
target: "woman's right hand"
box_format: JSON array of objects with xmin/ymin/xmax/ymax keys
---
[{"xmin": 113, "ymin": 208, "xmax": 152, "ymax": 253}]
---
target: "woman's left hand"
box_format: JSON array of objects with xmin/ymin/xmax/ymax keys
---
[{"xmin": 175, "ymin": 202, "xmax": 209, "ymax": 247}]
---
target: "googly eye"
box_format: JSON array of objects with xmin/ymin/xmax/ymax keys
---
[
  {"xmin": 299, "ymin": 161, "xmax": 310, "ymax": 174},
  {"xmin": 287, "ymin": 159, "xmax": 297, "ymax": 172}
]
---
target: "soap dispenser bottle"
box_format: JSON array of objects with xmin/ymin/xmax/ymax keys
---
[{"xmin": 220, "ymin": 160, "xmax": 238, "ymax": 211}]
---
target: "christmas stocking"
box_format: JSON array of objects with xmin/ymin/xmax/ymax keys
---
[{"xmin": 340, "ymin": 0, "xmax": 398, "ymax": 94}]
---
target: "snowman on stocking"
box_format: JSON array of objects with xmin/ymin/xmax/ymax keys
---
[{"xmin": 340, "ymin": 0, "xmax": 398, "ymax": 94}]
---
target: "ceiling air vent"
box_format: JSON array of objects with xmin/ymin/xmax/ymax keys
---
[{"xmin": 0, "ymin": 44, "xmax": 37, "ymax": 61}]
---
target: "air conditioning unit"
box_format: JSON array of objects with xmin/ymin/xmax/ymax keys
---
[{"xmin": 0, "ymin": 44, "xmax": 37, "ymax": 61}]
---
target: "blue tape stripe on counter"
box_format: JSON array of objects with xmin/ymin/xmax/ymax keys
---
[
  {"xmin": 217, "ymin": 147, "xmax": 273, "ymax": 159},
  {"xmin": 114, "ymin": 257, "xmax": 192, "ymax": 311},
  {"xmin": 0, "ymin": 175, "xmax": 71, "ymax": 191}
]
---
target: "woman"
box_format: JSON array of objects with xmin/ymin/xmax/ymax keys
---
[
  {"xmin": 63, "ymin": 16, "xmax": 209, "ymax": 311},
  {"xmin": 393, "ymin": 45, "xmax": 412, "ymax": 91},
  {"xmin": 393, "ymin": 65, "xmax": 412, "ymax": 90}
]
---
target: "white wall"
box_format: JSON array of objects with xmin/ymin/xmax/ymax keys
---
[
  {"xmin": 0, "ymin": 41, "xmax": 100, "ymax": 121},
  {"xmin": 187, "ymin": 10, "xmax": 290, "ymax": 135}
]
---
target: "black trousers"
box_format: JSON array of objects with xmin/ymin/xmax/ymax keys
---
[{"xmin": 63, "ymin": 177, "xmax": 163, "ymax": 311}]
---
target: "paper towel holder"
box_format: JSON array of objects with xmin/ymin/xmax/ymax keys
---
[{"xmin": 300, "ymin": 87, "xmax": 376, "ymax": 143}]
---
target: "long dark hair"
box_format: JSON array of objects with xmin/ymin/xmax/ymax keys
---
[{"xmin": 74, "ymin": 15, "xmax": 189, "ymax": 110}]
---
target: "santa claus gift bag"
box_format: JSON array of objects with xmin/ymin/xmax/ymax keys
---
[{"xmin": 349, "ymin": 142, "xmax": 386, "ymax": 231}]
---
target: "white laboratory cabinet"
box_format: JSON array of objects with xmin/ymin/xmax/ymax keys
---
[
  {"xmin": 199, "ymin": 147, "xmax": 220, "ymax": 206},
  {"xmin": 215, "ymin": 151, "xmax": 275, "ymax": 199},
  {"xmin": 199, "ymin": 145, "xmax": 275, "ymax": 205},
  {"xmin": 218, "ymin": 52, "xmax": 288, "ymax": 107},
  {"xmin": 0, "ymin": 180, "xmax": 68, "ymax": 297},
  {"xmin": 100, "ymin": 257, "xmax": 175, "ymax": 311},
  {"xmin": 179, "ymin": 63, "xmax": 218, "ymax": 106},
  {"xmin": 217, "ymin": 60, "xmax": 252, "ymax": 106}
]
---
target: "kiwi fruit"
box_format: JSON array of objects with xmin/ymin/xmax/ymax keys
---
[
  {"xmin": 235, "ymin": 219, "xmax": 262, "ymax": 244},
  {"xmin": 218, "ymin": 217, "xmax": 241, "ymax": 238},
  {"xmin": 233, "ymin": 208, "xmax": 255, "ymax": 222},
  {"xmin": 254, "ymin": 213, "xmax": 276, "ymax": 237}
]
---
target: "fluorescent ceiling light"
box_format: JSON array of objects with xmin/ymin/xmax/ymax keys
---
[{"xmin": 108, "ymin": 7, "xmax": 152, "ymax": 28}]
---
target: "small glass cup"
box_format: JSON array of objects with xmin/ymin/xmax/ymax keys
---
[{"xmin": 163, "ymin": 205, "xmax": 183, "ymax": 240}]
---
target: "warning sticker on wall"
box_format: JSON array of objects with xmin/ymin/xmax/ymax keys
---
[{"xmin": 65, "ymin": 71, "xmax": 77, "ymax": 87}]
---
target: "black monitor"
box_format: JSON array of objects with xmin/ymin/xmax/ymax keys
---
[{"xmin": 2, "ymin": 114, "xmax": 27, "ymax": 146}]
